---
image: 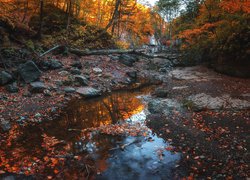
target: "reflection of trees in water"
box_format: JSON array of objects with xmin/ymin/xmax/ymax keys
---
[
  {"xmin": 0, "ymin": 88, "xmax": 151, "ymax": 178},
  {"xmin": 60, "ymin": 91, "xmax": 144, "ymax": 130}
]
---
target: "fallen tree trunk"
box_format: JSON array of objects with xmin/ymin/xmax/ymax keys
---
[
  {"xmin": 68, "ymin": 48, "xmax": 172, "ymax": 59},
  {"xmin": 39, "ymin": 45, "xmax": 61, "ymax": 57},
  {"xmin": 68, "ymin": 48, "xmax": 144, "ymax": 56},
  {"xmin": 38, "ymin": 46, "xmax": 153, "ymax": 58}
]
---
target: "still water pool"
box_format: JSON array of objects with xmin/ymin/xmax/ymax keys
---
[{"xmin": 0, "ymin": 87, "xmax": 180, "ymax": 179}]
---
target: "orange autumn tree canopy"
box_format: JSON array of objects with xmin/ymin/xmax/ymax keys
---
[
  {"xmin": 171, "ymin": 0, "xmax": 249, "ymax": 65},
  {"xmin": 0, "ymin": 0, "xmax": 166, "ymax": 47}
]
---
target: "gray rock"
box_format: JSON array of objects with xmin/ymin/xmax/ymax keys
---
[
  {"xmin": 103, "ymin": 73, "xmax": 113, "ymax": 79},
  {"xmin": 51, "ymin": 107, "xmax": 57, "ymax": 112},
  {"xmin": 152, "ymin": 87, "xmax": 168, "ymax": 98},
  {"xmin": 148, "ymin": 98, "xmax": 182, "ymax": 115},
  {"xmin": 76, "ymin": 87, "xmax": 101, "ymax": 97},
  {"xmin": 153, "ymin": 58, "xmax": 173, "ymax": 68},
  {"xmin": 71, "ymin": 61, "xmax": 82, "ymax": 69},
  {"xmin": 5, "ymin": 82, "xmax": 19, "ymax": 93},
  {"xmin": 172, "ymin": 86, "xmax": 189, "ymax": 90},
  {"xmin": 64, "ymin": 87, "xmax": 76, "ymax": 93},
  {"xmin": 187, "ymin": 93, "xmax": 223, "ymax": 111},
  {"xmin": 187, "ymin": 93, "xmax": 250, "ymax": 111},
  {"xmin": 121, "ymin": 77, "xmax": 132, "ymax": 85},
  {"xmin": 40, "ymin": 59, "xmax": 63, "ymax": 70},
  {"xmin": 55, "ymin": 80, "xmax": 63, "ymax": 86},
  {"xmin": 18, "ymin": 61, "xmax": 42, "ymax": 83},
  {"xmin": 0, "ymin": 119, "xmax": 11, "ymax": 132},
  {"xmin": 17, "ymin": 116, "xmax": 26, "ymax": 125},
  {"xmin": 70, "ymin": 68, "xmax": 82, "ymax": 75},
  {"xmin": 109, "ymin": 55, "xmax": 119, "ymax": 61},
  {"xmin": 30, "ymin": 81, "xmax": 46, "ymax": 93},
  {"xmin": 93, "ymin": 68, "xmax": 102, "ymax": 74},
  {"xmin": 74, "ymin": 75, "xmax": 88, "ymax": 86},
  {"xmin": 43, "ymin": 89, "xmax": 52, "ymax": 96},
  {"xmin": 0, "ymin": 71, "xmax": 13, "ymax": 85},
  {"xmin": 58, "ymin": 70, "xmax": 70, "ymax": 76},
  {"xmin": 119, "ymin": 54, "xmax": 138, "ymax": 67},
  {"xmin": 35, "ymin": 113, "xmax": 42, "ymax": 118},
  {"xmin": 126, "ymin": 71, "xmax": 137, "ymax": 80},
  {"xmin": 169, "ymin": 66, "xmax": 220, "ymax": 81},
  {"xmin": 49, "ymin": 59, "xmax": 63, "ymax": 69},
  {"xmin": 241, "ymin": 93, "xmax": 250, "ymax": 98}
]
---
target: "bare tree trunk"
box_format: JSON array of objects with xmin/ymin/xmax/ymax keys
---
[
  {"xmin": 86, "ymin": 0, "xmax": 121, "ymax": 42},
  {"xmin": 66, "ymin": 0, "xmax": 72, "ymax": 30},
  {"xmin": 105, "ymin": 0, "xmax": 121, "ymax": 31},
  {"xmin": 97, "ymin": 0, "xmax": 101, "ymax": 26},
  {"xmin": 36, "ymin": 0, "xmax": 44, "ymax": 39},
  {"xmin": 63, "ymin": 0, "xmax": 67, "ymax": 12},
  {"xmin": 22, "ymin": 0, "xmax": 29, "ymax": 23}
]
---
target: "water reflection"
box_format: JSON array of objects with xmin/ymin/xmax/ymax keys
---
[
  {"xmin": 58, "ymin": 89, "xmax": 146, "ymax": 130},
  {"xmin": 0, "ymin": 86, "xmax": 180, "ymax": 179}
]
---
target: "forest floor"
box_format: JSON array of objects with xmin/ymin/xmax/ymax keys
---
[
  {"xmin": 0, "ymin": 51, "xmax": 249, "ymax": 179},
  {"xmin": 146, "ymin": 65, "xmax": 250, "ymax": 178}
]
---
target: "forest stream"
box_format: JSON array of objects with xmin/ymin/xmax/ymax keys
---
[
  {"xmin": 0, "ymin": 86, "xmax": 182, "ymax": 179},
  {"xmin": 1, "ymin": 0, "xmax": 250, "ymax": 178},
  {"xmin": 0, "ymin": 55, "xmax": 249, "ymax": 179}
]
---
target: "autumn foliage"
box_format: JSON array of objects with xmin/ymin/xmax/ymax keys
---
[
  {"xmin": 0, "ymin": 0, "xmax": 165, "ymax": 49},
  {"xmin": 172, "ymin": 0, "xmax": 250, "ymax": 70}
]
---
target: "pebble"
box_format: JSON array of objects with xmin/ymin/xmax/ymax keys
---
[{"xmin": 35, "ymin": 113, "xmax": 42, "ymax": 118}]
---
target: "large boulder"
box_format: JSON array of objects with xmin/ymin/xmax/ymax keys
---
[
  {"xmin": 119, "ymin": 54, "xmax": 139, "ymax": 67},
  {"xmin": 64, "ymin": 87, "xmax": 76, "ymax": 93},
  {"xmin": 153, "ymin": 58, "xmax": 173, "ymax": 69},
  {"xmin": 187, "ymin": 93, "xmax": 250, "ymax": 111},
  {"xmin": 148, "ymin": 98, "xmax": 182, "ymax": 115},
  {"xmin": 18, "ymin": 61, "xmax": 42, "ymax": 83},
  {"xmin": 40, "ymin": 59, "xmax": 63, "ymax": 70},
  {"xmin": 0, "ymin": 71, "xmax": 13, "ymax": 85},
  {"xmin": 74, "ymin": 75, "xmax": 88, "ymax": 86},
  {"xmin": 152, "ymin": 87, "xmax": 168, "ymax": 98},
  {"xmin": 30, "ymin": 81, "xmax": 46, "ymax": 93},
  {"xmin": 70, "ymin": 68, "xmax": 82, "ymax": 75},
  {"xmin": 76, "ymin": 87, "xmax": 101, "ymax": 98}
]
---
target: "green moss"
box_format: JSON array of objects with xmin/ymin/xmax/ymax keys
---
[
  {"xmin": 182, "ymin": 99, "xmax": 195, "ymax": 110},
  {"xmin": 25, "ymin": 40, "xmax": 35, "ymax": 51}
]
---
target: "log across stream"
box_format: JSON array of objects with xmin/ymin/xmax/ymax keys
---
[{"xmin": 0, "ymin": 86, "xmax": 180, "ymax": 179}]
